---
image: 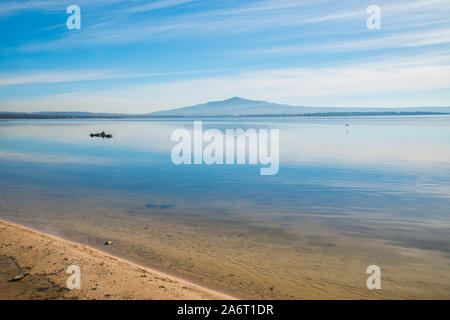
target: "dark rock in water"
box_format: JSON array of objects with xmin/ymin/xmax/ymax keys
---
[{"xmin": 90, "ymin": 131, "xmax": 113, "ymax": 139}]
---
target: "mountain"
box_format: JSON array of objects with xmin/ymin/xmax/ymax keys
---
[
  {"xmin": 149, "ymin": 97, "xmax": 450, "ymax": 117},
  {"xmin": 150, "ymin": 97, "xmax": 303, "ymax": 116}
]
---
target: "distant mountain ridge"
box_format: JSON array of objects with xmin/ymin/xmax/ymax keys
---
[
  {"xmin": 149, "ymin": 97, "xmax": 450, "ymax": 116},
  {"xmin": 1, "ymin": 97, "xmax": 450, "ymax": 118},
  {"xmin": 150, "ymin": 97, "xmax": 301, "ymax": 116}
]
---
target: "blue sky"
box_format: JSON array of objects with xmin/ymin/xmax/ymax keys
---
[{"xmin": 1, "ymin": 0, "xmax": 450, "ymax": 113}]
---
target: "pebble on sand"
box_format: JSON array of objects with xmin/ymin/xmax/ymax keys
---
[{"xmin": 8, "ymin": 273, "xmax": 28, "ymax": 282}]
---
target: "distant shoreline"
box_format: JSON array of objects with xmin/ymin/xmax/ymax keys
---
[
  {"xmin": 1, "ymin": 111, "xmax": 449, "ymax": 120},
  {"xmin": 3, "ymin": 97, "xmax": 449, "ymax": 119}
]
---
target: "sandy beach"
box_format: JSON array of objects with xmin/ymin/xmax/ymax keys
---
[{"xmin": 0, "ymin": 219, "xmax": 233, "ymax": 300}]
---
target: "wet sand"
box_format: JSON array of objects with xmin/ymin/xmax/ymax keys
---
[{"xmin": 0, "ymin": 219, "xmax": 233, "ymax": 300}]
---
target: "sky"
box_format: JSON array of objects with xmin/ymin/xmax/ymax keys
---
[{"xmin": 1, "ymin": 0, "xmax": 450, "ymax": 113}]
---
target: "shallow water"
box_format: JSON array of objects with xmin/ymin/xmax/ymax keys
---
[{"xmin": 1, "ymin": 116, "xmax": 450, "ymax": 298}]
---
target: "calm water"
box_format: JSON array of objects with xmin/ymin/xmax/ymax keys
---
[{"xmin": 1, "ymin": 116, "xmax": 450, "ymax": 298}]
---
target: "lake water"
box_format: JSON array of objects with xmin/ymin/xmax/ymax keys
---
[{"xmin": 1, "ymin": 116, "xmax": 449, "ymax": 298}]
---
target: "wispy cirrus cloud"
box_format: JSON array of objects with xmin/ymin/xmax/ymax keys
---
[
  {"xmin": 11, "ymin": 0, "xmax": 450, "ymax": 54},
  {"xmin": 0, "ymin": 0, "xmax": 126, "ymax": 16},
  {"xmin": 128, "ymin": 0, "xmax": 198, "ymax": 13},
  {"xmin": 0, "ymin": 0, "xmax": 60, "ymax": 16},
  {"xmin": 239, "ymin": 27, "xmax": 450, "ymax": 56},
  {"xmin": 0, "ymin": 70, "xmax": 115, "ymax": 86},
  {"xmin": 0, "ymin": 68, "xmax": 222, "ymax": 87}
]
